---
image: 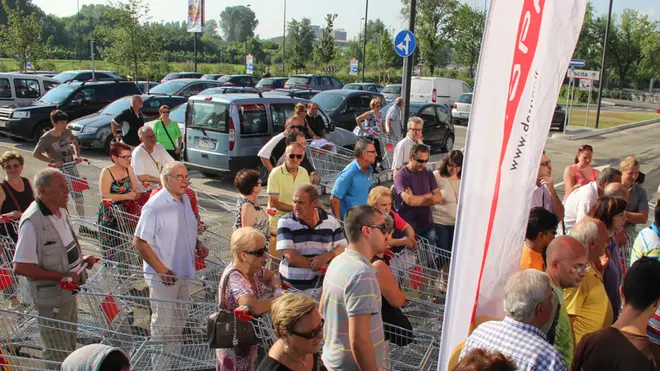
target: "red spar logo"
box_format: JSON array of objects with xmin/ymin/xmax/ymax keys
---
[{"xmin": 471, "ymin": 0, "xmax": 545, "ymax": 323}]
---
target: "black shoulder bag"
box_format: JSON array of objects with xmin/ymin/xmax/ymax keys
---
[{"xmin": 207, "ymin": 269, "xmax": 260, "ymax": 349}]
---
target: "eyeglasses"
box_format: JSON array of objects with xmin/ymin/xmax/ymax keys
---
[
  {"xmin": 413, "ymin": 155, "xmax": 429, "ymax": 164},
  {"xmin": 290, "ymin": 125, "xmax": 303, "ymax": 130},
  {"xmin": 410, "ymin": 128, "xmax": 422, "ymax": 132},
  {"xmin": 168, "ymin": 174, "xmax": 189, "ymax": 182},
  {"xmin": 3, "ymin": 164, "xmax": 21, "ymax": 170},
  {"xmin": 245, "ymin": 246, "xmax": 268, "ymax": 257},
  {"xmin": 578, "ymin": 144, "xmax": 593, "ymax": 151},
  {"xmin": 162, "ymin": 111, "xmax": 170, "ymax": 114},
  {"xmin": 365, "ymin": 150, "xmax": 377, "ymax": 154},
  {"xmin": 288, "ymin": 154, "xmax": 303, "ymax": 160},
  {"xmin": 366, "ymin": 223, "xmax": 388, "ymax": 234},
  {"xmin": 290, "ymin": 319, "xmax": 325, "ymax": 339},
  {"xmin": 540, "ymin": 160, "xmax": 551, "ymax": 167},
  {"xmin": 117, "ymin": 155, "xmax": 132, "ymax": 160},
  {"xmin": 560, "ymin": 261, "xmax": 588, "ymax": 273}
]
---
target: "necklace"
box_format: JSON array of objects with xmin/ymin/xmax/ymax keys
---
[{"xmin": 282, "ymin": 343, "xmax": 307, "ymax": 368}]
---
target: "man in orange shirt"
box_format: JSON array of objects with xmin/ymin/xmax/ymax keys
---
[{"xmin": 521, "ymin": 207, "xmax": 560, "ymax": 271}]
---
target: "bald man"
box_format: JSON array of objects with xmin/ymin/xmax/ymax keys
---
[
  {"xmin": 546, "ymin": 236, "xmax": 589, "ymax": 365},
  {"xmin": 603, "ymin": 183, "xmax": 630, "ymax": 201}
]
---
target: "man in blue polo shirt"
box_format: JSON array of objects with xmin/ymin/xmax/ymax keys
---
[
  {"xmin": 277, "ymin": 184, "xmax": 346, "ymax": 293},
  {"xmin": 330, "ymin": 139, "xmax": 376, "ymax": 221}
]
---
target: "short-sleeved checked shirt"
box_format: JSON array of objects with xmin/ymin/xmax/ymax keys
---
[{"xmin": 460, "ymin": 317, "xmax": 568, "ymax": 371}]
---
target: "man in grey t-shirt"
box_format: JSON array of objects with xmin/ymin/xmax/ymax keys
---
[
  {"xmin": 386, "ymin": 97, "xmax": 403, "ymax": 140},
  {"xmin": 321, "ymin": 204, "xmax": 386, "ymax": 371}
]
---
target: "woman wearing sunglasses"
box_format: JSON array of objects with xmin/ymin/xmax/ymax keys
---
[
  {"xmin": 293, "ymin": 103, "xmax": 319, "ymax": 140},
  {"xmin": 258, "ymin": 293, "xmax": 323, "ymax": 371},
  {"xmin": 218, "ymin": 227, "xmax": 283, "ymax": 371},
  {"xmin": 563, "ymin": 144, "xmax": 599, "ymax": 200},
  {"xmin": 153, "ymin": 105, "xmax": 183, "ymax": 160}
]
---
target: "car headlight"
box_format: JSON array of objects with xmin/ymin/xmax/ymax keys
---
[
  {"xmin": 11, "ymin": 111, "xmax": 30, "ymax": 119},
  {"xmin": 82, "ymin": 126, "xmax": 99, "ymax": 134}
]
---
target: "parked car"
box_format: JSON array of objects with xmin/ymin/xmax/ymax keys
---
[
  {"xmin": 136, "ymin": 81, "xmax": 160, "ymax": 93},
  {"xmin": 410, "ymin": 77, "xmax": 472, "ymax": 108},
  {"xmin": 551, "ymin": 105, "xmax": 567, "ymax": 131},
  {"xmin": 11, "ymin": 70, "xmax": 58, "ymax": 78},
  {"xmin": 68, "ymin": 94, "xmax": 186, "ymax": 153},
  {"xmin": 255, "ymin": 77, "xmax": 289, "ymax": 91},
  {"xmin": 199, "ymin": 87, "xmax": 258, "ymax": 95},
  {"xmin": 182, "ymin": 95, "xmax": 357, "ymax": 180},
  {"xmin": 148, "ymin": 79, "xmax": 226, "ymax": 97},
  {"xmin": 52, "ymin": 70, "xmax": 124, "ymax": 83},
  {"xmin": 0, "ymin": 80, "xmax": 140, "ymax": 141},
  {"xmin": 0, "ymin": 73, "xmax": 60, "ymax": 107},
  {"xmin": 343, "ymin": 83, "xmax": 384, "ymax": 92},
  {"xmin": 311, "ymin": 89, "xmax": 386, "ymax": 131},
  {"xmin": 381, "ymin": 101, "xmax": 455, "ymax": 153},
  {"xmin": 284, "ymin": 74, "xmax": 343, "ymax": 91},
  {"xmin": 263, "ymin": 88, "xmax": 321, "ymax": 100},
  {"xmin": 161, "ymin": 72, "xmax": 204, "ymax": 82},
  {"xmin": 216, "ymin": 75, "xmax": 260, "ymax": 87},
  {"xmin": 381, "ymin": 84, "xmax": 402, "ymax": 103},
  {"xmin": 201, "ymin": 74, "xmax": 224, "ymax": 80},
  {"xmin": 451, "ymin": 93, "xmax": 472, "ymax": 125}
]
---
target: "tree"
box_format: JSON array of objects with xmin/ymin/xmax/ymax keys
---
[
  {"xmin": 452, "ymin": 4, "xmax": 484, "ymax": 77},
  {"xmin": 219, "ymin": 5, "xmax": 257, "ymax": 42},
  {"xmin": 365, "ymin": 19, "xmax": 387, "ymax": 44},
  {"xmin": 608, "ymin": 10, "xmax": 654, "ymax": 88},
  {"xmin": 286, "ymin": 18, "xmax": 314, "ymax": 71},
  {"xmin": 315, "ymin": 14, "xmax": 338, "ymax": 65},
  {"xmin": 96, "ymin": 0, "xmax": 158, "ymax": 78},
  {"xmin": 402, "ymin": 0, "xmax": 458, "ymax": 75},
  {"xmin": 0, "ymin": 0, "xmax": 46, "ymax": 70},
  {"xmin": 375, "ymin": 30, "xmax": 397, "ymax": 72},
  {"xmin": 638, "ymin": 27, "xmax": 660, "ymax": 90}
]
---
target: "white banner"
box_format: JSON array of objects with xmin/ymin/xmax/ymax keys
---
[
  {"xmin": 437, "ymin": 0, "xmax": 586, "ymax": 369},
  {"xmin": 187, "ymin": 0, "xmax": 204, "ymax": 33}
]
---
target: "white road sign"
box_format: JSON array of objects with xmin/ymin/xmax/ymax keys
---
[
  {"xmin": 568, "ymin": 69, "xmax": 600, "ymax": 80},
  {"xmin": 579, "ymin": 79, "xmax": 592, "ymax": 91}
]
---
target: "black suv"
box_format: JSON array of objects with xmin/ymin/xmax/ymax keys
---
[
  {"xmin": 0, "ymin": 81, "xmax": 140, "ymax": 141},
  {"xmin": 52, "ymin": 70, "xmax": 124, "ymax": 83},
  {"xmin": 311, "ymin": 89, "xmax": 386, "ymax": 131},
  {"xmin": 284, "ymin": 74, "xmax": 343, "ymax": 91},
  {"xmin": 161, "ymin": 72, "xmax": 204, "ymax": 82},
  {"xmin": 217, "ymin": 75, "xmax": 260, "ymax": 87}
]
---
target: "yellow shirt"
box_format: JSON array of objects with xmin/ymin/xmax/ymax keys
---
[
  {"xmin": 266, "ymin": 164, "xmax": 310, "ymax": 230},
  {"xmin": 520, "ymin": 246, "xmax": 544, "ymax": 271},
  {"xmin": 564, "ymin": 266, "xmax": 613, "ymax": 345}
]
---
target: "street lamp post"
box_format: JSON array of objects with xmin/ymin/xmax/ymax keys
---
[
  {"xmin": 362, "ymin": 0, "xmax": 368, "ymax": 81},
  {"xmin": 282, "ymin": 0, "xmax": 286, "ymax": 75},
  {"xmin": 594, "ymin": 0, "xmax": 614, "ymax": 129}
]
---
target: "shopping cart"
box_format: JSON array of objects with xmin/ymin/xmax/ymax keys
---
[{"xmin": 305, "ymin": 145, "xmax": 354, "ymax": 193}]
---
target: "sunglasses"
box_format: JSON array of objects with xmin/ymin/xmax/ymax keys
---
[
  {"xmin": 117, "ymin": 155, "xmax": 132, "ymax": 160},
  {"xmin": 290, "ymin": 125, "xmax": 303, "ymax": 130},
  {"xmin": 290, "ymin": 319, "xmax": 325, "ymax": 339},
  {"xmin": 579, "ymin": 144, "xmax": 593, "ymax": 151},
  {"xmin": 288, "ymin": 154, "xmax": 303, "ymax": 160},
  {"xmin": 245, "ymin": 246, "xmax": 268, "ymax": 257},
  {"xmin": 4, "ymin": 164, "xmax": 21, "ymax": 170},
  {"xmin": 162, "ymin": 111, "xmax": 170, "ymax": 114},
  {"xmin": 413, "ymin": 155, "xmax": 429, "ymax": 164},
  {"xmin": 540, "ymin": 160, "xmax": 551, "ymax": 167},
  {"xmin": 366, "ymin": 223, "xmax": 388, "ymax": 234}
]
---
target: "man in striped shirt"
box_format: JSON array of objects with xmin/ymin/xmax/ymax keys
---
[{"xmin": 277, "ymin": 184, "xmax": 346, "ymax": 291}]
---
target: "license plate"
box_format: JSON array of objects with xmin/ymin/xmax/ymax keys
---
[
  {"xmin": 197, "ymin": 139, "xmax": 216, "ymax": 150},
  {"xmin": 0, "ymin": 120, "xmax": 6, "ymax": 127},
  {"xmin": 459, "ymin": 112, "xmax": 469, "ymax": 117}
]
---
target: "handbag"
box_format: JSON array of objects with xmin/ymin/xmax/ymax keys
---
[
  {"xmin": 207, "ymin": 269, "xmax": 260, "ymax": 349},
  {"xmin": 382, "ymin": 303, "xmax": 414, "ymax": 347}
]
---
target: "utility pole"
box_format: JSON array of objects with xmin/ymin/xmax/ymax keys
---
[
  {"xmin": 90, "ymin": 39, "xmax": 95, "ymax": 79},
  {"xmin": 282, "ymin": 0, "xmax": 286, "ymax": 75},
  {"xmin": 194, "ymin": 32, "xmax": 198, "ymax": 72},
  {"xmin": 401, "ymin": 0, "xmax": 416, "ymax": 129},
  {"xmin": 362, "ymin": 0, "xmax": 369, "ymax": 81},
  {"xmin": 595, "ymin": 0, "xmax": 613, "ymax": 129}
]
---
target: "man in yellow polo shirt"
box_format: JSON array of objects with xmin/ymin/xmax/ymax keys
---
[
  {"xmin": 267, "ymin": 142, "xmax": 310, "ymax": 230},
  {"xmin": 564, "ymin": 217, "xmax": 613, "ymax": 345}
]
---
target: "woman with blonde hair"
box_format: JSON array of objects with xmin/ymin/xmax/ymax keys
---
[
  {"xmin": 217, "ymin": 227, "xmax": 283, "ymax": 371},
  {"xmin": 293, "ymin": 103, "xmax": 318, "ymax": 140},
  {"xmin": 367, "ymin": 186, "xmax": 416, "ymax": 252},
  {"xmin": 258, "ymin": 293, "xmax": 322, "ymax": 370},
  {"xmin": 153, "ymin": 104, "xmax": 183, "ymax": 159},
  {"xmin": 356, "ymin": 98, "xmax": 386, "ymax": 168},
  {"xmin": 619, "ymin": 155, "xmax": 649, "ymax": 242}
]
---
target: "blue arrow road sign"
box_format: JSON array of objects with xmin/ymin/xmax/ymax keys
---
[
  {"xmin": 570, "ymin": 59, "xmax": 586, "ymax": 67},
  {"xmin": 394, "ymin": 30, "xmax": 416, "ymax": 58}
]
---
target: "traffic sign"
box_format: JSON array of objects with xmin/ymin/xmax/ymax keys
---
[
  {"xmin": 414, "ymin": 65, "xmax": 421, "ymax": 76},
  {"xmin": 245, "ymin": 54, "xmax": 254, "ymax": 75},
  {"xmin": 578, "ymin": 79, "xmax": 592, "ymax": 91},
  {"xmin": 394, "ymin": 30, "xmax": 416, "ymax": 58},
  {"xmin": 568, "ymin": 69, "xmax": 600, "ymax": 80},
  {"xmin": 349, "ymin": 59, "xmax": 358, "ymax": 76},
  {"xmin": 569, "ymin": 59, "xmax": 586, "ymax": 67},
  {"xmin": 323, "ymin": 66, "xmax": 337, "ymax": 72}
]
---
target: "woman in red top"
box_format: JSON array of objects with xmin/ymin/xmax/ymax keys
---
[
  {"xmin": 367, "ymin": 186, "xmax": 416, "ymax": 253},
  {"xmin": 563, "ymin": 144, "xmax": 600, "ymax": 200}
]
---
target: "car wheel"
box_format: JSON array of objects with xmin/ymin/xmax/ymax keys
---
[
  {"xmin": 104, "ymin": 135, "xmax": 120, "ymax": 155},
  {"xmin": 442, "ymin": 134, "xmax": 454, "ymax": 153},
  {"xmin": 33, "ymin": 122, "xmax": 51, "ymax": 141}
]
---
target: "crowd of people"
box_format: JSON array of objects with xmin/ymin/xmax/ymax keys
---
[{"xmin": 1, "ymin": 97, "xmax": 659, "ymax": 371}]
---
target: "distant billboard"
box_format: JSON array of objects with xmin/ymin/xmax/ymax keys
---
[{"xmin": 187, "ymin": 0, "xmax": 204, "ymax": 33}]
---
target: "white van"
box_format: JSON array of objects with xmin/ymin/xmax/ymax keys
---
[
  {"xmin": 0, "ymin": 73, "xmax": 60, "ymax": 107},
  {"xmin": 410, "ymin": 77, "xmax": 473, "ymax": 107}
]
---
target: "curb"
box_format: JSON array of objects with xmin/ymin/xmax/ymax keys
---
[{"xmin": 551, "ymin": 118, "xmax": 660, "ymax": 141}]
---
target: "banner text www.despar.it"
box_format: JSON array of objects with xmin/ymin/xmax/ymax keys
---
[{"xmin": 510, "ymin": 70, "xmax": 539, "ymax": 171}]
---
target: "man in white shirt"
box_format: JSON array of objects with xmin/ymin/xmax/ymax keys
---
[
  {"xmin": 131, "ymin": 126, "xmax": 174, "ymax": 192},
  {"xmin": 133, "ymin": 161, "xmax": 208, "ymax": 367},
  {"xmin": 258, "ymin": 116, "xmax": 304, "ymax": 174},
  {"xmin": 391, "ymin": 116, "xmax": 424, "ymax": 177},
  {"xmin": 562, "ymin": 167, "xmax": 622, "ymax": 233},
  {"xmin": 386, "ymin": 97, "xmax": 404, "ymax": 140},
  {"xmin": 531, "ymin": 151, "xmax": 564, "ymax": 221}
]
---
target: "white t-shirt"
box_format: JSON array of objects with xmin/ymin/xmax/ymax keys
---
[
  {"xmin": 561, "ymin": 181, "xmax": 599, "ymax": 234},
  {"xmin": 14, "ymin": 208, "xmax": 81, "ymax": 272},
  {"xmin": 257, "ymin": 132, "xmax": 285, "ymax": 160},
  {"xmin": 386, "ymin": 105, "xmax": 402, "ymax": 139},
  {"xmin": 131, "ymin": 143, "xmax": 174, "ymax": 192},
  {"xmin": 530, "ymin": 185, "xmax": 552, "ymax": 212},
  {"xmin": 392, "ymin": 136, "xmax": 423, "ymax": 171}
]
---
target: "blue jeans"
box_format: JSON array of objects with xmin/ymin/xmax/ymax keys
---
[{"xmin": 434, "ymin": 224, "xmax": 455, "ymax": 272}]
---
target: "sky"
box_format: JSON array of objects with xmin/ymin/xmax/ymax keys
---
[{"xmin": 32, "ymin": 0, "xmax": 658, "ymax": 40}]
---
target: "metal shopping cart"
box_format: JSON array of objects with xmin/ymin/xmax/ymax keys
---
[{"xmin": 305, "ymin": 144, "xmax": 354, "ymax": 193}]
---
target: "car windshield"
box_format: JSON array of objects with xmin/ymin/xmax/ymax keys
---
[
  {"xmin": 382, "ymin": 85, "xmax": 401, "ymax": 94},
  {"xmin": 344, "ymin": 84, "xmax": 361, "ymax": 90},
  {"xmin": 52, "ymin": 72, "xmax": 78, "ymax": 83},
  {"xmin": 287, "ymin": 77, "xmax": 311, "ymax": 85},
  {"xmin": 257, "ymin": 79, "xmax": 274, "ymax": 87},
  {"xmin": 169, "ymin": 103, "xmax": 187, "ymax": 123},
  {"xmin": 38, "ymin": 85, "xmax": 78, "ymax": 104},
  {"xmin": 217, "ymin": 75, "xmax": 235, "ymax": 83},
  {"xmin": 149, "ymin": 80, "xmax": 189, "ymax": 94},
  {"xmin": 312, "ymin": 92, "xmax": 346, "ymax": 112},
  {"xmin": 199, "ymin": 88, "xmax": 225, "ymax": 95},
  {"xmin": 458, "ymin": 94, "xmax": 473, "ymax": 103},
  {"xmin": 101, "ymin": 97, "xmax": 131, "ymax": 115}
]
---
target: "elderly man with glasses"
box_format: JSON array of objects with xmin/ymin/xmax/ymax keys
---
[
  {"xmin": 393, "ymin": 144, "xmax": 443, "ymax": 247},
  {"xmin": 392, "ymin": 116, "xmax": 424, "ymax": 178},
  {"xmin": 132, "ymin": 126, "xmax": 174, "ymax": 192}
]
